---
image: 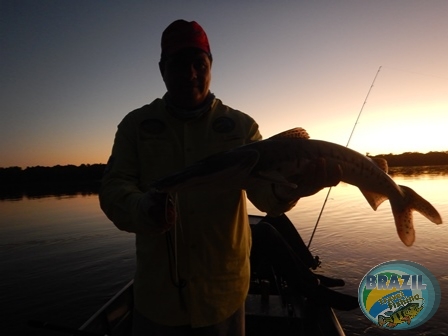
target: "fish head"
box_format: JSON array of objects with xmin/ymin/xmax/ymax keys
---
[{"xmin": 150, "ymin": 148, "xmax": 260, "ymax": 192}]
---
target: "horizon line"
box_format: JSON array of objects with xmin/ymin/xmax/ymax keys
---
[{"xmin": 2, "ymin": 150, "xmax": 448, "ymax": 170}]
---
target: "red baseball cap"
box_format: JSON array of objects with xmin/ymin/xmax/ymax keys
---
[{"xmin": 161, "ymin": 20, "xmax": 211, "ymax": 59}]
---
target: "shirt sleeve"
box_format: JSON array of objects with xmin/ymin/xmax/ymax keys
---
[{"xmin": 99, "ymin": 113, "xmax": 161, "ymax": 234}]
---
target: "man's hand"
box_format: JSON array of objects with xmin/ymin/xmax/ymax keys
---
[
  {"xmin": 273, "ymin": 158, "xmax": 342, "ymax": 202},
  {"xmin": 139, "ymin": 190, "xmax": 175, "ymax": 233}
]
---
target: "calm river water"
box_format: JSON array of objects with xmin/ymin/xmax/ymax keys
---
[{"xmin": 1, "ymin": 167, "xmax": 447, "ymax": 335}]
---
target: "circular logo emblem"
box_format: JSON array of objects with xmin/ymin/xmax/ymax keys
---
[{"xmin": 358, "ymin": 260, "xmax": 440, "ymax": 330}]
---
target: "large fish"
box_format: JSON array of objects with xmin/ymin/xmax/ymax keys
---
[{"xmin": 150, "ymin": 128, "xmax": 442, "ymax": 246}]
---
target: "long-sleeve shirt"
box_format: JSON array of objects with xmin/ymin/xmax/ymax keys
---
[{"xmin": 99, "ymin": 97, "xmax": 295, "ymax": 327}]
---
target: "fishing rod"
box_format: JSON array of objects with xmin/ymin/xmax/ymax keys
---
[{"xmin": 307, "ymin": 65, "xmax": 382, "ymax": 249}]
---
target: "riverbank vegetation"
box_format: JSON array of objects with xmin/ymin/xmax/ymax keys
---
[
  {"xmin": 370, "ymin": 151, "xmax": 448, "ymax": 167},
  {"xmin": 0, "ymin": 164, "xmax": 105, "ymax": 199}
]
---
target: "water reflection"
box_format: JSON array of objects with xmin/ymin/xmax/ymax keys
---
[
  {"xmin": 1, "ymin": 170, "xmax": 447, "ymax": 335},
  {"xmin": 389, "ymin": 164, "xmax": 448, "ymax": 177},
  {"xmin": 0, "ymin": 188, "xmax": 98, "ymax": 201}
]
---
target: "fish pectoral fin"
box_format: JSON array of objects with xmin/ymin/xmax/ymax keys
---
[
  {"xmin": 359, "ymin": 188, "xmax": 388, "ymax": 211},
  {"xmin": 256, "ymin": 170, "xmax": 297, "ymax": 188}
]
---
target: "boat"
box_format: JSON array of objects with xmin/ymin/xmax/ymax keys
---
[{"xmin": 32, "ymin": 215, "xmax": 346, "ymax": 335}]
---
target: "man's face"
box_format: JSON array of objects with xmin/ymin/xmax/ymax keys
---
[{"xmin": 160, "ymin": 49, "xmax": 212, "ymax": 109}]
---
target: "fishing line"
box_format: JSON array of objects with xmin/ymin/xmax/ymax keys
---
[{"xmin": 307, "ymin": 65, "xmax": 382, "ymax": 249}]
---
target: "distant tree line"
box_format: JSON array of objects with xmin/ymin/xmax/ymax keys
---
[
  {"xmin": 0, "ymin": 164, "xmax": 106, "ymax": 199},
  {"xmin": 1, "ymin": 151, "xmax": 448, "ymax": 199},
  {"xmin": 370, "ymin": 151, "xmax": 448, "ymax": 167}
]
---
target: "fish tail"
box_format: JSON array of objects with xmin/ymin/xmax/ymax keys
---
[
  {"xmin": 400, "ymin": 185, "xmax": 443, "ymax": 224},
  {"xmin": 391, "ymin": 185, "xmax": 443, "ymax": 246}
]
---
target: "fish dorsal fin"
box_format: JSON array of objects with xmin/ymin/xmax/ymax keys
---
[{"xmin": 269, "ymin": 127, "xmax": 310, "ymax": 140}]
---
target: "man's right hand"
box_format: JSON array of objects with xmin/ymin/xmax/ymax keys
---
[{"xmin": 140, "ymin": 190, "xmax": 175, "ymax": 233}]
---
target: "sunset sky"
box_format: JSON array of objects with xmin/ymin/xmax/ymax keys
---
[{"xmin": 1, "ymin": 1, "xmax": 447, "ymax": 168}]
